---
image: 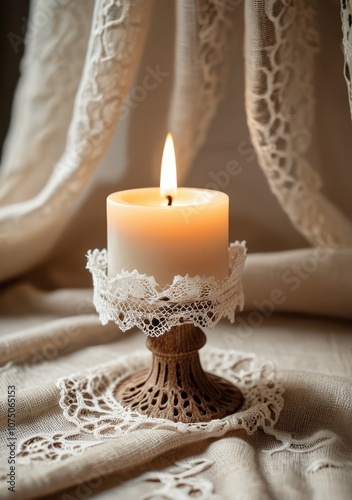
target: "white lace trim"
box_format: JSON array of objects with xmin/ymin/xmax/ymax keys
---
[
  {"xmin": 16, "ymin": 432, "xmax": 101, "ymax": 464},
  {"xmin": 307, "ymin": 459, "xmax": 352, "ymax": 473},
  {"xmin": 86, "ymin": 242, "xmax": 247, "ymax": 336},
  {"xmin": 139, "ymin": 458, "xmax": 215, "ymax": 500},
  {"xmin": 245, "ymin": 0, "xmax": 352, "ymax": 247},
  {"xmin": 264, "ymin": 429, "xmax": 338, "ymax": 456}
]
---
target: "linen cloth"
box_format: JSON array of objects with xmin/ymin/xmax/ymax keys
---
[{"xmin": 0, "ymin": 0, "xmax": 352, "ymax": 498}]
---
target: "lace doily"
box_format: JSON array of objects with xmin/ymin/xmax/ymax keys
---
[
  {"xmin": 86, "ymin": 241, "xmax": 246, "ymax": 336},
  {"xmin": 60, "ymin": 349, "xmax": 282, "ymax": 437},
  {"xmin": 14, "ymin": 348, "xmax": 284, "ymax": 466}
]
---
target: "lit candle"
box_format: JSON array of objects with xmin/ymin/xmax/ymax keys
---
[{"xmin": 107, "ymin": 134, "xmax": 229, "ymax": 287}]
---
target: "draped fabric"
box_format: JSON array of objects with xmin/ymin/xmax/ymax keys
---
[
  {"xmin": 0, "ymin": 0, "xmax": 154, "ymax": 280},
  {"xmin": 0, "ymin": 1, "xmax": 352, "ymax": 498}
]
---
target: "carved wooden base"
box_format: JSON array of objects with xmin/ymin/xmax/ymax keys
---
[{"xmin": 114, "ymin": 323, "xmax": 243, "ymax": 423}]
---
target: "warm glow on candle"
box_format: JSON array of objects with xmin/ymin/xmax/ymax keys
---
[
  {"xmin": 107, "ymin": 131, "xmax": 229, "ymax": 286},
  {"xmin": 160, "ymin": 133, "xmax": 177, "ymax": 200}
]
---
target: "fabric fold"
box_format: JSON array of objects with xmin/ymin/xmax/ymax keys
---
[
  {"xmin": 169, "ymin": 0, "xmax": 234, "ymax": 181},
  {"xmin": 0, "ymin": 0, "xmax": 154, "ymax": 282},
  {"xmin": 243, "ymin": 248, "xmax": 352, "ymax": 319}
]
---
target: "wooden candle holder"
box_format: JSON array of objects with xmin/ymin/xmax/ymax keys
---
[{"xmin": 114, "ymin": 323, "xmax": 243, "ymax": 423}]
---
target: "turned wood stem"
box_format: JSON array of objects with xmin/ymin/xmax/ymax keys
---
[
  {"xmin": 114, "ymin": 323, "xmax": 243, "ymax": 423},
  {"xmin": 146, "ymin": 323, "xmax": 206, "ymax": 355}
]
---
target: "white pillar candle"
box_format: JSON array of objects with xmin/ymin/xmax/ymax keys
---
[{"xmin": 107, "ymin": 135, "xmax": 229, "ymax": 287}]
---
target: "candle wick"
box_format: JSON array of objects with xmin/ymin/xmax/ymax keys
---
[{"xmin": 167, "ymin": 195, "xmax": 173, "ymax": 206}]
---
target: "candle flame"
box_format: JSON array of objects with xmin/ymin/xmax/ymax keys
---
[{"xmin": 160, "ymin": 133, "xmax": 177, "ymax": 199}]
